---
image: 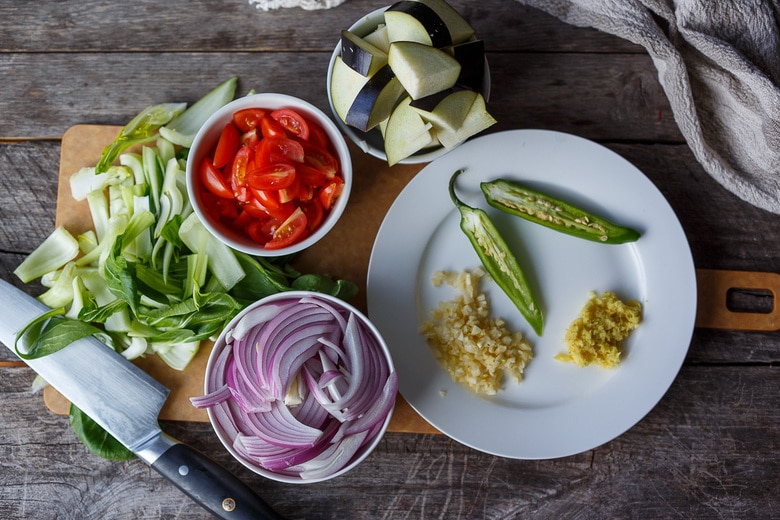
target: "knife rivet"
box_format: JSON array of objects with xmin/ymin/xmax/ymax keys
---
[
  {"xmin": 178, "ymin": 465, "xmax": 189, "ymax": 476},
  {"xmin": 222, "ymin": 498, "xmax": 236, "ymax": 512}
]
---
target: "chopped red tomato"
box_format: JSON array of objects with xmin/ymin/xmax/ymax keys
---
[
  {"xmin": 197, "ymin": 106, "xmax": 344, "ymax": 250},
  {"xmin": 257, "ymin": 138, "xmax": 305, "ymax": 165},
  {"xmin": 200, "ymin": 159, "xmax": 233, "ymax": 199},
  {"xmin": 247, "ymin": 163, "xmax": 297, "ymax": 191},
  {"xmin": 229, "ymin": 145, "xmax": 254, "ymax": 195},
  {"xmin": 265, "ymin": 207, "xmax": 307, "ymax": 250},
  {"xmin": 296, "ymin": 163, "xmax": 327, "ymax": 187},
  {"xmin": 278, "ymin": 177, "xmax": 304, "ymax": 204},
  {"xmin": 240, "ymin": 128, "xmax": 259, "ymax": 147},
  {"xmin": 213, "ymin": 123, "xmax": 240, "ymax": 169},
  {"xmin": 301, "ymin": 199, "xmax": 324, "ymax": 231},
  {"xmin": 319, "ymin": 177, "xmax": 344, "ymax": 210},
  {"xmin": 306, "ymin": 120, "xmax": 330, "ymax": 149},
  {"xmin": 250, "ymin": 188, "xmax": 295, "ymax": 221},
  {"xmin": 302, "ymin": 143, "xmax": 339, "ymax": 178},
  {"xmin": 271, "ymin": 109, "xmax": 310, "ymax": 141},
  {"xmin": 230, "ymin": 209, "xmax": 253, "ymax": 231},
  {"xmin": 260, "ymin": 116, "xmax": 287, "ymax": 139},
  {"xmin": 233, "ymin": 108, "xmax": 266, "ymax": 133},
  {"xmin": 215, "ymin": 197, "xmax": 239, "ymax": 222},
  {"xmin": 247, "ymin": 219, "xmax": 275, "ymax": 245}
]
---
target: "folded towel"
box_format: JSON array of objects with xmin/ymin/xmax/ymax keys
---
[{"xmin": 514, "ymin": 0, "xmax": 780, "ymax": 214}]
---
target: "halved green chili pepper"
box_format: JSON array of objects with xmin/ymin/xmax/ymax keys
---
[
  {"xmin": 449, "ymin": 169, "xmax": 544, "ymax": 336},
  {"xmin": 480, "ymin": 179, "xmax": 640, "ymax": 244}
]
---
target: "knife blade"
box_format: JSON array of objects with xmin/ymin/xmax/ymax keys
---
[{"xmin": 0, "ymin": 278, "xmax": 284, "ymax": 519}]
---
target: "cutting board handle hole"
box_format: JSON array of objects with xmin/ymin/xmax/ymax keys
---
[{"xmin": 726, "ymin": 288, "xmax": 775, "ymax": 314}]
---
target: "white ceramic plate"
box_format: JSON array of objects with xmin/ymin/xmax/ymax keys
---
[{"xmin": 367, "ymin": 129, "xmax": 696, "ymax": 459}]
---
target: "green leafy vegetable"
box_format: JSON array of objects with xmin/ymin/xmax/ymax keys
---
[
  {"xmin": 14, "ymin": 307, "xmax": 103, "ymax": 360},
  {"xmin": 159, "ymin": 76, "xmax": 238, "ymax": 147},
  {"xmin": 69, "ymin": 405, "xmax": 135, "ymax": 461},
  {"xmin": 96, "ymin": 103, "xmax": 186, "ymax": 175},
  {"xmin": 13, "ymin": 227, "xmax": 80, "ymax": 283}
]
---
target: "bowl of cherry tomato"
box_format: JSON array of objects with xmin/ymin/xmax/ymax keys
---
[{"xmin": 187, "ymin": 93, "xmax": 352, "ymax": 256}]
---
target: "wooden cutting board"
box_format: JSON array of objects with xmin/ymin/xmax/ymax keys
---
[
  {"xmin": 45, "ymin": 124, "xmax": 780, "ymax": 434},
  {"xmin": 48, "ymin": 124, "xmax": 438, "ymax": 434}
]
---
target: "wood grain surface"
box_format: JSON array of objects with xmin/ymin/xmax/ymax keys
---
[{"xmin": 0, "ymin": 0, "xmax": 777, "ymax": 519}]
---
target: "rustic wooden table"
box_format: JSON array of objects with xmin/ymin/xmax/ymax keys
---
[{"xmin": 1, "ymin": 0, "xmax": 778, "ymax": 518}]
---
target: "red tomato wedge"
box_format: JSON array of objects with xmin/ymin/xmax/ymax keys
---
[
  {"xmin": 214, "ymin": 197, "xmax": 239, "ymax": 222},
  {"xmin": 230, "ymin": 209, "xmax": 253, "ymax": 231},
  {"xmin": 247, "ymin": 163, "xmax": 297, "ymax": 191},
  {"xmin": 271, "ymin": 109, "xmax": 310, "ymax": 141},
  {"xmin": 240, "ymin": 128, "xmax": 259, "ymax": 147},
  {"xmin": 319, "ymin": 177, "xmax": 344, "ymax": 210},
  {"xmin": 200, "ymin": 158, "xmax": 233, "ymax": 199},
  {"xmin": 260, "ymin": 116, "xmax": 287, "ymax": 139},
  {"xmin": 213, "ymin": 123, "xmax": 240, "ymax": 168},
  {"xmin": 247, "ymin": 219, "xmax": 276, "ymax": 245},
  {"xmin": 250, "ymin": 188, "xmax": 295, "ymax": 221},
  {"xmin": 277, "ymin": 177, "xmax": 304, "ymax": 204},
  {"xmin": 301, "ymin": 199, "xmax": 324, "ymax": 232},
  {"xmin": 229, "ymin": 145, "xmax": 254, "ymax": 193},
  {"xmin": 296, "ymin": 163, "xmax": 328, "ymax": 187},
  {"xmin": 256, "ymin": 138, "xmax": 305, "ymax": 166},
  {"xmin": 233, "ymin": 108, "xmax": 266, "ymax": 133},
  {"xmin": 302, "ymin": 143, "xmax": 339, "ymax": 178},
  {"xmin": 265, "ymin": 207, "xmax": 307, "ymax": 250},
  {"xmin": 306, "ymin": 119, "xmax": 330, "ymax": 149}
]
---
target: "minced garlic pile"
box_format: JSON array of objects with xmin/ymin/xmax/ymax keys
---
[
  {"xmin": 420, "ymin": 268, "xmax": 534, "ymax": 395},
  {"xmin": 557, "ymin": 291, "xmax": 642, "ymax": 368}
]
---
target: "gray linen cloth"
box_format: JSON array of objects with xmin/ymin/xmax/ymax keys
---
[{"xmin": 514, "ymin": 0, "xmax": 780, "ymax": 214}]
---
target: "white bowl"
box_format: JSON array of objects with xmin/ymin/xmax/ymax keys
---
[
  {"xmin": 186, "ymin": 93, "xmax": 352, "ymax": 257},
  {"xmin": 326, "ymin": 6, "xmax": 491, "ymax": 165},
  {"xmin": 203, "ymin": 291, "xmax": 396, "ymax": 484}
]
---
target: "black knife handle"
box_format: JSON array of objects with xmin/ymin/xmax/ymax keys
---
[{"xmin": 151, "ymin": 441, "xmax": 285, "ymax": 519}]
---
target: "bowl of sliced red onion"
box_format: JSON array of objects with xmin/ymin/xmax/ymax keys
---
[{"xmin": 191, "ymin": 291, "xmax": 397, "ymax": 483}]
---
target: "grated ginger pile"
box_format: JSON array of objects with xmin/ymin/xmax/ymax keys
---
[
  {"xmin": 557, "ymin": 291, "xmax": 642, "ymax": 368},
  {"xmin": 420, "ymin": 268, "xmax": 534, "ymax": 395}
]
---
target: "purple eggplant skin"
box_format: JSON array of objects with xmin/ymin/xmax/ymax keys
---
[
  {"xmin": 340, "ymin": 30, "xmax": 382, "ymax": 77},
  {"xmin": 386, "ymin": 0, "xmax": 452, "ymax": 47},
  {"xmin": 450, "ymin": 40, "xmax": 486, "ymax": 92},
  {"xmin": 345, "ymin": 65, "xmax": 397, "ymax": 131}
]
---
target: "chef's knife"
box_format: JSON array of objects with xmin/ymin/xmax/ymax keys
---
[{"xmin": 0, "ymin": 278, "xmax": 284, "ymax": 520}]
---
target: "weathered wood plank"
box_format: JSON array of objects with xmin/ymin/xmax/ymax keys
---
[
  {"xmin": 0, "ymin": 0, "xmax": 641, "ymax": 54},
  {"xmin": 0, "ymin": 52, "xmax": 680, "ymax": 141},
  {"xmin": 0, "ymin": 364, "xmax": 776, "ymax": 519},
  {"xmin": 0, "ymin": 141, "xmax": 60, "ymax": 251}
]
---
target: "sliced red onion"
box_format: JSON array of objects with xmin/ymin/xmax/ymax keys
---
[
  {"xmin": 189, "ymin": 383, "xmax": 231, "ymax": 409},
  {"xmin": 344, "ymin": 371, "xmax": 397, "ymax": 436},
  {"xmin": 193, "ymin": 293, "xmax": 397, "ymax": 480},
  {"xmin": 240, "ymin": 399, "xmax": 322, "ymax": 449},
  {"xmin": 291, "ymin": 429, "xmax": 369, "ymax": 480}
]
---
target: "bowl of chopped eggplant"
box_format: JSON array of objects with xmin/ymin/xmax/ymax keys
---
[{"xmin": 327, "ymin": 1, "xmax": 494, "ymax": 167}]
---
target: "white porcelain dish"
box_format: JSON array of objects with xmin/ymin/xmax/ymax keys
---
[
  {"xmin": 186, "ymin": 93, "xmax": 352, "ymax": 257},
  {"xmin": 367, "ymin": 129, "xmax": 697, "ymax": 459},
  {"xmin": 204, "ymin": 290, "xmax": 396, "ymax": 483}
]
